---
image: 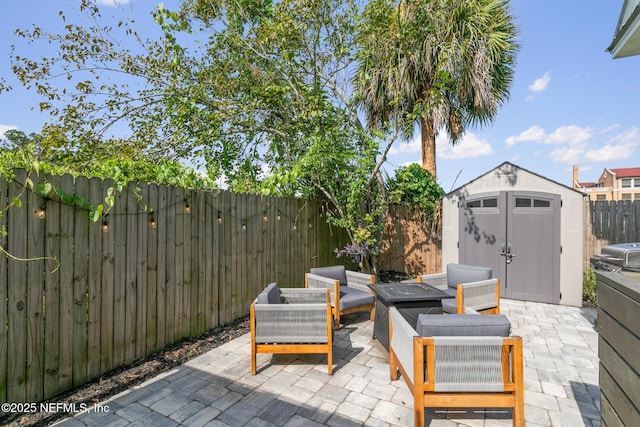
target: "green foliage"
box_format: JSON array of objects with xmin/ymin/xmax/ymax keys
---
[
  {"xmin": 387, "ymin": 163, "xmax": 445, "ymax": 216},
  {"xmin": 583, "ymin": 268, "xmax": 598, "ymax": 306},
  {"xmin": 3, "ymin": 0, "xmax": 479, "ymax": 273}
]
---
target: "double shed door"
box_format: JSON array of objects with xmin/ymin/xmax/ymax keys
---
[{"xmin": 458, "ymin": 191, "xmax": 561, "ymax": 304}]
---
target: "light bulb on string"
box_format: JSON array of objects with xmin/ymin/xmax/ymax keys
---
[
  {"xmin": 102, "ymin": 216, "xmax": 109, "ymax": 233},
  {"xmin": 149, "ymin": 211, "xmax": 156, "ymax": 229},
  {"xmin": 262, "ymin": 211, "xmax": 268, "ymax": 222},
  {"xmin": 217, "ymin": 210, "xmax": 223, "ymax": 223},
  {"xmin": 36, "ymin": 203, "xmax": 46, "ymax": 220}
]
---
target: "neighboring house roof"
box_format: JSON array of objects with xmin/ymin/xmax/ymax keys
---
[
  {"xmin": 577, "ymin": 182, "xmax": 597, "ymax": 188},
  {"xmin": 610, "ymin": 167, "xmax": 640, "ymax": 177},
  {"xmin": 607, "ymin": 0, "xmax": 640, "ymax": 58}
]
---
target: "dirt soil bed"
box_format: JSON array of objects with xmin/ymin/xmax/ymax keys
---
[{"xmin": 2, "ymin": 270, "xmax": 410, "ymax": 426}]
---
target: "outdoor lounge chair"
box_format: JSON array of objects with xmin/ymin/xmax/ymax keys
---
[
  {"xmin": 305, "ymin": 265, "xmax": 375, "ymax": 328},
  {"xmin": 417, "ymin": 263, "xmax": 499, "ymax": 314},
  {"xmin": 250, "ymin": 283, "xmax": 333, "ymax": 375},
  {"xmin": 388, "ymin": 306, "xmax": 524, "ymax": 427}
]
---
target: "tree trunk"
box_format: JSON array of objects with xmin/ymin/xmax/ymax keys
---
[{"xmin": 421, "ymin": 116, "xmax": 437, "ymax": 177}]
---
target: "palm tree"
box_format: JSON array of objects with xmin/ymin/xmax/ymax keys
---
[{"xmin": 355, "ymin": 0, "xmax": 519, "ymax": 177}]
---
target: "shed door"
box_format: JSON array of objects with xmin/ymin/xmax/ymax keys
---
[{"xmin": 458, "ymin": 191, "xmax": 561, "ymax": 303}]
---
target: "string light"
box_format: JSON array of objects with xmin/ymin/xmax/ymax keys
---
[
  {"xmin": 36, "ymin": 203, "xmax": 46, "ymax": 220},
  {"xmin": 149, "ymin": 211, "xmax": 156, "ymax": 229},
  {"xmin": 14, "ymin": 176, "xmax": 324, "ymax": 234}
]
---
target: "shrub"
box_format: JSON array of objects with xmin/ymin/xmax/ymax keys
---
[
  {"xmin": 386, "ymin": 163, "xmax": 445, "ymax": 216},
  {"xmin": 583, "ymin": 268, "xmax": 597, "ymax": 306}
]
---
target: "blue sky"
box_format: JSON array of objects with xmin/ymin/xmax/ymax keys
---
[{"xmin": 1, "ymin": 0, "xmax": 639, "ymax": 192}]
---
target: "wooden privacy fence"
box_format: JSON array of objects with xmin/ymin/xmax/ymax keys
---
[
  {"xmin": 0, "ymin": 169, "xmax": 349, "ymax": 406},
  {"xmin": 585, "ymin": 200, "xmax": 640, "ymax": 261},
  {"xmin": 379, "ymin": 204, "xmax": 441, "ymax": 275}
]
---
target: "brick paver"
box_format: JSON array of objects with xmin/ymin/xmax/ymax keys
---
[{"xmin": 55, "ymin": 300, "xmax": 600, "ymax": 426}]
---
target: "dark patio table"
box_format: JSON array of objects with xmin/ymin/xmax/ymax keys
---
[{"xmin": 367, "ymin": 282, "xmax": 453, "ymax": 351}]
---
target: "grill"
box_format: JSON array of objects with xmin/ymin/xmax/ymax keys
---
[{"xmin": 591, "ymin": 243, "xmax": 640, "ymax": 272}]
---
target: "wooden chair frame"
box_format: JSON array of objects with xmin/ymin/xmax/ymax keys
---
[
  {"xmin": 389, "ymin": 308, "xmax": 524, "ymax": 427},
  {"xmin": 250, "ymin": 288, "xmax": 333, "ymax": 375}
]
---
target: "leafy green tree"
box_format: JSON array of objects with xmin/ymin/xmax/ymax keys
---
[
  {"xmin": 154, "ymin": 0, "xmax": 406, "ymax": 273},
  {"xmin": 387, "ymin": 163, "xmax": 444, "ymax": 216},
  {"xmin": 356, "ymin": 0, "xmax": 519, "ymax": 177},
  {"xmin": 3, "ymin": 0, "xmax": 448, "ymax": 274}
]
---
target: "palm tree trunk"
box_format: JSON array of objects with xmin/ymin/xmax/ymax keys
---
[{"xmin": 421, "ymin": 116, "xmax": 437, "ymax": 177}]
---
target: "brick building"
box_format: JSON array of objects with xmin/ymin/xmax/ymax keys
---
[{"xmin": 574, "ymin": 165, "xmax": 640, "ymax": 201}]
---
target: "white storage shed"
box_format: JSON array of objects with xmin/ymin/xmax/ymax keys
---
[{"xmin": 442, "ymin": 162, "xmax": 586, "ymax": 307}]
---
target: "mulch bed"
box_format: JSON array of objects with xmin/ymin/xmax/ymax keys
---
[{"xmin": 2, "ymin": 270, "xmax": 411, "ymax": 426}]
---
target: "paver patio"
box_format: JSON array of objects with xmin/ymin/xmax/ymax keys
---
[{"xmin": 56, "ymin": 299, "xmax": 600, "ymax": 426}]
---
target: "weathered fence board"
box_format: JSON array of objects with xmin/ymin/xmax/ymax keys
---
[
  {"xmin": 58, "ymin": 174, "xmax": 75, "ymax": 392},
  {"xmin": 0, "ymin": 176, "xmax": 7, "ymax": 407},
  {"xmin": 87, "ymin": 177, "xmax": 103, "ymax": 381},
  {"xmin": 43, "ymin": 174, "xmax": 61, "ymax": 399},
  {"xmin": 26, "ymin": 173, "xmax": 45, "ymax": 402},
  {"xmin": 7, "ymin": 170, "xmax": 28, "ymax": 403},
  {"xmin": 100, "ymin": 178, "xmax": 115, "ymax": 375},
  {"xmin": 72, "ymin": 176, "xmax": 90, "ymax": 389},
  {"xmin": 145, "ymin": 184, "xmax": 159, "ymax": 355}
]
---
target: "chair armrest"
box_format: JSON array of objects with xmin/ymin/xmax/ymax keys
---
[
  {"xmin": 345, "ymin": 270, "xmax": 375, "ymax": 287},
  {"xmin": 418, "ymin": 272, "xmax": 448, "ymax": 290},
  {"xmin": 252, "ymin": 303, "xmax": 331, "ymax": 343},
  {"xmin": 306, "ymin": 273, "xmax": 340, "ymax": 306},
  {"xmin": 389, "ymin": 307, "xmax": 418, "ymax": 380},
  {"xmin": 457, "ymin": 279, "xmax": 499, "ymax": 312},
  {"xmin": 345, "ymin": 270, "xmax": 375, "ymax": 293}
]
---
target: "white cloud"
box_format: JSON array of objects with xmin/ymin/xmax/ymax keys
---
[
  {"xmin": 583, "ymin": 127, "xmax": 640, "ymax": 162},
  {"xmin": 505, "ymin": 125, "xmax": 545, "ymax": 146},
  {"xmin": 528, "ymin": 71, "xmax": 551, "ymax": 93},
  {"xmin": 389, "ymin": 130, "xmax": 493, "ymax": 159},
  {"xmin": 584, "ymin": 144, "xmax": 636, "ymax": 162},
  {"xmin": 437, "ymin": 132, "xmax": 493, "ymax": 159},
  {"xmin": 505, "ymin": 125, "xmax": 592, "ymax": 147},
  {"xmin": 549, "ymin": 147, "xmax": 585, "ymax": 164},
  {"xmin": 388, "ymin": 134, "xmax": 421, "ymax": 155},
  {"xmin": 0, "ymin": 124, "xmax": 17, "ymax": 139},
  {"xmin": 96, "ymin": 0, "xmax": 131, "ymax": 6},
  {"xmin": 545, "ymin": 125, "xmax": 592, "ymax": 145}
]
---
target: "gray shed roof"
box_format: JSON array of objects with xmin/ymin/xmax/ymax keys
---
[{"xmin": 446, "ymin": 161, "xmax": 585, "ymax": 197}]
